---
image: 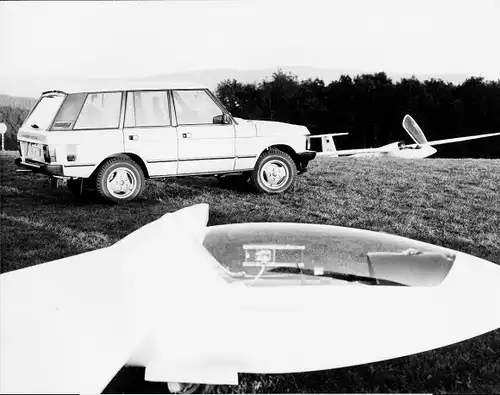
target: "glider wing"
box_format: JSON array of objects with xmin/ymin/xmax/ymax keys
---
[{"xmin": 0, "ymin": 204, "xmax": 212, "ymax": 394}]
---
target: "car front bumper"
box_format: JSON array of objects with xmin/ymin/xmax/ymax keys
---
[{"xmin": 296, "ymin": 150, "xmax": 317, "ymax": 173}]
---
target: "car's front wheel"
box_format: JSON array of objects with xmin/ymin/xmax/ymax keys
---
[
  {"xmin": 95, "ymin": 157, "xmax": 145, "ymax": 203},
  {"xmin": 251, "ymin": 148, "xmax": 297, "ymax": 193}
]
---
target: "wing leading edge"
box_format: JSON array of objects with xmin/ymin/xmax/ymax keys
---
[
  {"xmin": 411, "ymin": 131, "xmax": 500, "ymax": 147},
  {"xmin": 403, "ymin": 114, "xmax": 500, "ymax": 147}
]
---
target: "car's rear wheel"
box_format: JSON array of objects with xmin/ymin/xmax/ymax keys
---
[
  {"xmin": 251, "ymin": 148, "xmax": 297, "ymax": 193},
  {"xmin": 95, "ymin": 157, "xmax": 145, "ymax": 203}
]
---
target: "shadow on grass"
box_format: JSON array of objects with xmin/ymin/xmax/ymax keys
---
[
  {"xmin": 53, "ymin": 195, "xmax": 165, "ymax": 208},
  {"xmin": 16, "ymin": 187, "xmax": 167, "ymax": 208},
  {"xmin": 173, "ymin": 175, "xmax": 257, "ymax": 194}
]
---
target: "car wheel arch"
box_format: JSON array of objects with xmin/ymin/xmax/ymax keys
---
[
  {"xmin": 91, "ymin": 153, "xmax": 150, "ymax": 179},
  {"xmin": 261, "ymin": 144, "xmax": 299, "ymax": 169}
]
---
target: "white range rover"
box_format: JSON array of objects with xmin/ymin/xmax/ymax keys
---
[{"xmin": 14, "ymin": 82, "xmax": 316, "ymax": 203}]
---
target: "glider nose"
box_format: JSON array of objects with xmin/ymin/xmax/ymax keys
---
[
  {"xmin": 440, "ymin": 253, "xmax": 500, "ymax": 337},
  {"xmin": 420, "ymin": 144, "xmax": 437, "ymax": 158},
  {"xmin": 444, "ymin": 252, "xmax": 500, "ymax": 292},
  {"xmin": 427, "ymin": 145, "xmax": 437, "ymax": 157}
]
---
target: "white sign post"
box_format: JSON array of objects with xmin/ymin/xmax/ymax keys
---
[{"xmin": 0, "ymin": 123, "xmax": 7, "ymax": 152}]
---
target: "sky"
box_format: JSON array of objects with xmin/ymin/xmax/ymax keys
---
[{"xmin": 1, "ymin": 0, "xmax": 499, "ymax": 97}]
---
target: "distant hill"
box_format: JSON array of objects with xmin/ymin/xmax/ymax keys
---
[
  {"xmin": 0, "ymin": 66, "xmax": 485, "ymax": 98},
  {"xmin": 0, "ymin": 94, "xmax": 36, "ymax": 111}
]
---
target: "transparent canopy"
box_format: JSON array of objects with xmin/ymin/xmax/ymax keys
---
[{"xmin": 202, "ymin": 223, "xmax": 456, "ymax": 287}]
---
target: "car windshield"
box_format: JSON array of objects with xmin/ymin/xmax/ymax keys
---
[
  {"xmin": 23, "ymin": 93, "xmax": 66, "ymax": 130},
  {"xmin": 202, "ymin": 223, "xmax": 456, "ymax": 287}
]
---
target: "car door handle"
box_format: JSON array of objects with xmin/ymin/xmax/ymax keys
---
[
  {"xmin": 182, "ymin": 133, "xmax": 192, "ymax": 138},
  {"xmin": 129, "ymin": 135, "xmax": 139, "ymax": 141}
]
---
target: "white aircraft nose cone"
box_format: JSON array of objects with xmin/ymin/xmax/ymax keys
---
[
  {"xmin": 437, "ymin": 253, "xmax": 500, "ymax": 337},
  {"xmin": 423, "ymin": 145, "xmax": 438, "ymax": 157}
]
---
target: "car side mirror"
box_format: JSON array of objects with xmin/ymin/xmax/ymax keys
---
[{"xmin": 213, "ymin": 114, "xmax": 231, "ymax": 124}]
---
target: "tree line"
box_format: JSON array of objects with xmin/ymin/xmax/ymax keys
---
[
  {"xmin": 1, "ymin": 70, "xmax": 500, "ymax": 157},
  {"xmin": 216, "ymin": 70, "xmax": 500, "ymax": 158}
]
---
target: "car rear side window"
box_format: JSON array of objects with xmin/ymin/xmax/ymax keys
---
[
  {"xmin": 172, "ymin": 90, "xmax": 224, "ymax": 125},
  {"xmin": 51, "ymin": 93, "xmax": 87, "ymax": 130},
  {"xmin": 24, "ymin": 95, "xmax": 65, "ymax": 130},
  {"xmin": 74, "ymin": 92, "xmax": 122, "ymax": 130},
  {"xmin": 124, "ymin": 91, "xmax": 171, "ymax": 128}
]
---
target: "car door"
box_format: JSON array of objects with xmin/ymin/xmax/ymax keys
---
[
  {"xmin": 172, "ymin": 89, "xmax": 235, "ymax": 175},
  {"xmin": 123, "ymin": 90, "xmax": 178, "ymax": 176}
]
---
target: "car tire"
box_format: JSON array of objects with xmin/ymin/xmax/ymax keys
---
[
  {"xmin": 251, "ymin": 148, "xmax": 297, "ymax": 193},
  {"xmin": 95, "ymin": 157, "xmax": 145, "ymax": 203}
]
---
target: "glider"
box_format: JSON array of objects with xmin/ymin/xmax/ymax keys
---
[
  {"xmin": 1, "ymin": 204, "xmax": 500, "ymax": 394},
  {"xmin": 312, "ymin": 114, "xmax": 500, "ymax": 158}
]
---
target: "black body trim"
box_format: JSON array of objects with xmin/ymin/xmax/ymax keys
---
[
  {"xmin": 296, "ymin": 150, "xmax": 317, "ymax": 173},
  {"xmin": 65, "ymin": 163, "xmax": 96, "ymax": 168},
  {"xmin": 14, "ymin": 158, "xmax": 64, "ymax": 176},
  {"xmin": 236, "ymin": 155, "xmax": 257, "ymax": 159},
  {"xmin": 178, "ymin": 156, "xmax": 234, "ymax": 162},
  {"xmin": 146, "ymin": 159, "xmax": 177, "ymax": 164}
]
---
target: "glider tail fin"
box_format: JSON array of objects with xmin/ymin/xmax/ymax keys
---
[
  {"xmin": 402, "ymin": 115, "xmax": 429, "ymax": 146},
  {"xmin": 309, "ymin": 133, "xmax": 349, "ymax": 157},
  {"xmin": 320, "ymin": 135, "xmax": 338, "ymax": 157}
]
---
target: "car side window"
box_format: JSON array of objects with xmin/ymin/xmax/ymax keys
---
[
  {"xmin": 172, "ymin": 90, "xmax": 225, "ymax": 125},
  {"xmin": 74, "ymin": 92, "xmax": 122, "ymax": 130},
  {"xmin": 124, "ymin": 91, "xmax": 171, "ymax": 128},
  {"xmin": 51, "ymin": 93, "xmax": 87, "ymax": 130}
]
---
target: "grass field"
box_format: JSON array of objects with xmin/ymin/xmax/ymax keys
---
[{"xmin": 1, "ymin": 150, "xmax": 499, "ymax": 394}]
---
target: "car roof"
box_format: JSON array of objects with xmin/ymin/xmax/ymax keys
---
[{"xmin": 42, "ymin": 79, "xmax": 211, "ymax": 95}]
